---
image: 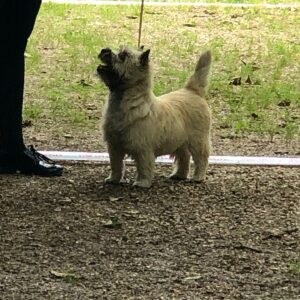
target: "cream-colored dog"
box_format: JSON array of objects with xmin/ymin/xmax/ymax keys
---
[{"xmin": 97, "ymin": 46, "xmax": 212, "ymax": 188}]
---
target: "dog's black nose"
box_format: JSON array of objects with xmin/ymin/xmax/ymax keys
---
[
  {"xmin": 98, "ymin": 48, "xmax": 111, "ymax": 60},
  {"xmin": 101, "ymin": 48, "xmax": 111, "ymax": 55}
]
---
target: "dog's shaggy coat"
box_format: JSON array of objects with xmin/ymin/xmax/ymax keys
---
[{"xmin": 97, "ymin": 47, "xmax": 212, "ymax": 188}]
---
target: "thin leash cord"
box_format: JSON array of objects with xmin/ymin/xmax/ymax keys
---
[{"xmin": 138, "ymin": 0, "xmax": 145, "ymax": 48}]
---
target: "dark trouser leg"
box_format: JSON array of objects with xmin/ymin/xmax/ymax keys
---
[
  {"xmin": 0, "ymin": 0, "xmax": 63, "ymax": 176},
  {"xmin": 0, "ymin": 0, "xmax": 42, "ymax": 153}
]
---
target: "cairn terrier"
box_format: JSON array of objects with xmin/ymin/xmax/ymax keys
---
[{"xmin": 97, "ymin": 46, "xmax": 212, "ymax": 188}]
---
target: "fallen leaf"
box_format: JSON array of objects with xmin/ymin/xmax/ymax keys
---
[
  {"xmin": 183, "ymin": 23, "xmax": 196, "ymax": 27},
  {"xmin": 169, "ymin": 186, "xmax": 175, "ymax": 192},
  {"xmin": 145, "ymin": 11, "xmax": 162, "ymax": 15},
  {"xmin": 78, "ymin": 79, "xmax": 92, "ymax": 87},
  {"xmin": 22, "ymin": 120, "xmax": 32, "ymax": 128},
  {"xmin": 274, "ymin": 151, "xmax": 289, "ymax": 155},
  {"xmin": 240, "ymin": 59, "xmax": 260, "ymax": 71},
  {"xmin": 102, "ymin": 217, "xmax": 122, "ymax": 229},
  {"xmin": 277, "ymin": 99, "xmax": 291, "ymax": 107},
  {"xmin": 231, "ymin": 13, "xmax": 243, "ymax": 19},
  {"xmin": 203, "ymin": 9, "xmax": 216, "ymax": 15},
  {"xmin": 50, "ymin": 270, "xmax": 76, "ymax": 279},
  {"xmin": 109, "ymin": 196, "xmax": 124, "ymax": 202},
  {"xmin": 230, "ymin": 77, "xmax": 242, "ymax": 85},
  {"xmin": 183, "ymin": 275, "xmax": 202, "ymax": 281},
  {"xmin": 24, "ymin": 52, "xmax": 32, "ymax": 58},
  {"xmin": 241, "ymin": 59, "xmax": 247, "ymax": 65},
  {"xmin": 219, "ymin": 123, "xmax": 230, "ymax": 129},
  {"xmin": 124, "ymin": 209, "xmax": 139, "ymax": 215},
  {"xmin": 245, "ymin": 75, "xmax": 252, "ymax": 85},
  {"xmin": 86, "ymin": 104, "xmax": 97, "ymax": 110}
]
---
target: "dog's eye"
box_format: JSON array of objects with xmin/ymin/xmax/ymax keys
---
[{"xmin": 118, "ymin": 51, "xmax": 127, "ymax": 62}]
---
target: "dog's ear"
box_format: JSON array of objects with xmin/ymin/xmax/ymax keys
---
[{"xmin": 140, "ymin": 49, "xmax": 150, "ymax": 66}]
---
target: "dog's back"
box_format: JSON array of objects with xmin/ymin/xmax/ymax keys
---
[{"xmin": 156, "ymin": 50, "xmax": 212, "ymax": 135}]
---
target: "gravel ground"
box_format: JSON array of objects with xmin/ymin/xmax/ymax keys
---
[
  {"xmin": 1, "ymin": 162, "xmax": 299, "ymax": 299},
  {"xmin": 1, "ymin": 2, "xmax": 299, "ymax": 298}
]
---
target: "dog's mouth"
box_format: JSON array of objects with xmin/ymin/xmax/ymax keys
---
[
  {"xmin": 97, "ymin": 48, "xmax": 116, "ymax": 77},
  {"xmin": 98, "ymin": 48, "xmax": 114, "ymax": 68},
  {"xmin": 97, "ymin": 48, "xmax": 123, "ymax": 89}
]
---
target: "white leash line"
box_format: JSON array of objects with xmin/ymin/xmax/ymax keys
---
[
  {"xmin": 43, "ymin": 0, "xmax": 300, "ymax": 9},
  {"xmin": 41, "ymin": 151, "xmax": 300, "ymax": 167}
]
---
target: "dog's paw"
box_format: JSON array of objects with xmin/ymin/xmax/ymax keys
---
[
  {"xmin": 133, "ymin": 179, "xmax": 152, "ymax": 188},
  {"xmin": 168, "ymin": 174, "xmax": 188, "ymax": 181},
  {"xmin": 104, "ymin": 177, "xmax": 121, "ymax": 185},
  {"xmin": 190, "ymin": 177, "xmax": 205, "ymax": 183}
]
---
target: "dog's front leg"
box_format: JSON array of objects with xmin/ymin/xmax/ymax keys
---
[
  {"xmin": 133, "ymin": 151, "xmax": 155, "ymax": 188},
  {"xmin": 105, "ymin": 144, "xmax": 125, "ymax": 184}
]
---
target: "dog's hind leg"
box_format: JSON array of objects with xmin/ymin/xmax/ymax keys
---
[
  {"xmin": 133, "ymin": 151, "xmax": 155, "ymax": 188},
  {"xmin": 169, "ymin": 147, "xmax": 190, "ymax": 180},
  {"xmin": 105, "ymin": 144, "xmax": 125, "ymax": 184},
  {"xmin": 189, "ymin": 138, "xmax": 210, "ymax": 182}
]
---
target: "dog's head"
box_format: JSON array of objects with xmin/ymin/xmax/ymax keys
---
[{"xmin": 97, "ymin": 46, "xmax": 151, "ymax": 91}]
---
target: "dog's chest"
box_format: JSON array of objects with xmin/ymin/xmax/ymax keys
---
[
  {"xmin": 103, "ymin": 92, "xmax": 141, "ymax": 145},
  {"xmin": 103, "ymin": 92, "xmax": 126, "ymax": 134},
  {"xmin": 103, "ymin": 108, "xmax": 132, "ymax": 145}
]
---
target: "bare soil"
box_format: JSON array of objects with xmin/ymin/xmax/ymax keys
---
[{"xmin": 1, "ymin": 152, "xmax": 299, "ymax": 299}]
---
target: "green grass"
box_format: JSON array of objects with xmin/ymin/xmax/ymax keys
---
[
  {"xmin": 128, "ymin": 0, "xmax": 300, "ymax": 3},
  {"xmin": 290, "ymin": 261, "xmax": 300, "ymax": 274},
  {"xmin": 25, "ymin": 3, "xmax": 300, "ymax": 142}
]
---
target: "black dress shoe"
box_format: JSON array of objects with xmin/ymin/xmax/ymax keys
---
[{"xmin": 0, "ymin": 145, "xmax": 63, "ymax": 177}]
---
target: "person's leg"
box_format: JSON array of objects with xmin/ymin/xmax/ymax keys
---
[
  {"xmin": 0, "ymin": 0, "xmax": 63, "ymax": 176},
  {"xmin": 0, "ymin": 0, "xmax": 41, "ymax": 152}
]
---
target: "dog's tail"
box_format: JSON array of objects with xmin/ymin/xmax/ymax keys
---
[{"xmin": 185, "ymin": 50, "xmax": 211, "ymax": 96}]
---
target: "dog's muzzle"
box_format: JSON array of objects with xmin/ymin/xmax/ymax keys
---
[{"xmin": 98, "ymin": 48, "xmax": 113, "ymax": 65}]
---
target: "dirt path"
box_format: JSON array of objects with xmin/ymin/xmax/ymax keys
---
[{"xmin": 1, "ymin": 163, "xmax": 299, "ymax": 299}]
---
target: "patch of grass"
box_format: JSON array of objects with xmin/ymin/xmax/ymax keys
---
[
  {"xmin": 24, "ymin": 103, "xmax": 44, "ymax": 120},
  {"xmin": 290, "ymin": 262, "xmax": 300, "ymax": 275},
  {"xmin": 25, "ymin": 3, "xmax": 299, "ymax": 143},
  {"xmin": 150, "ymin": 0, "xmax": 300, "ymax": 3},
  {"xmin": 50, "ymin": 270, "xmax": 78, "ymax": 283}
]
